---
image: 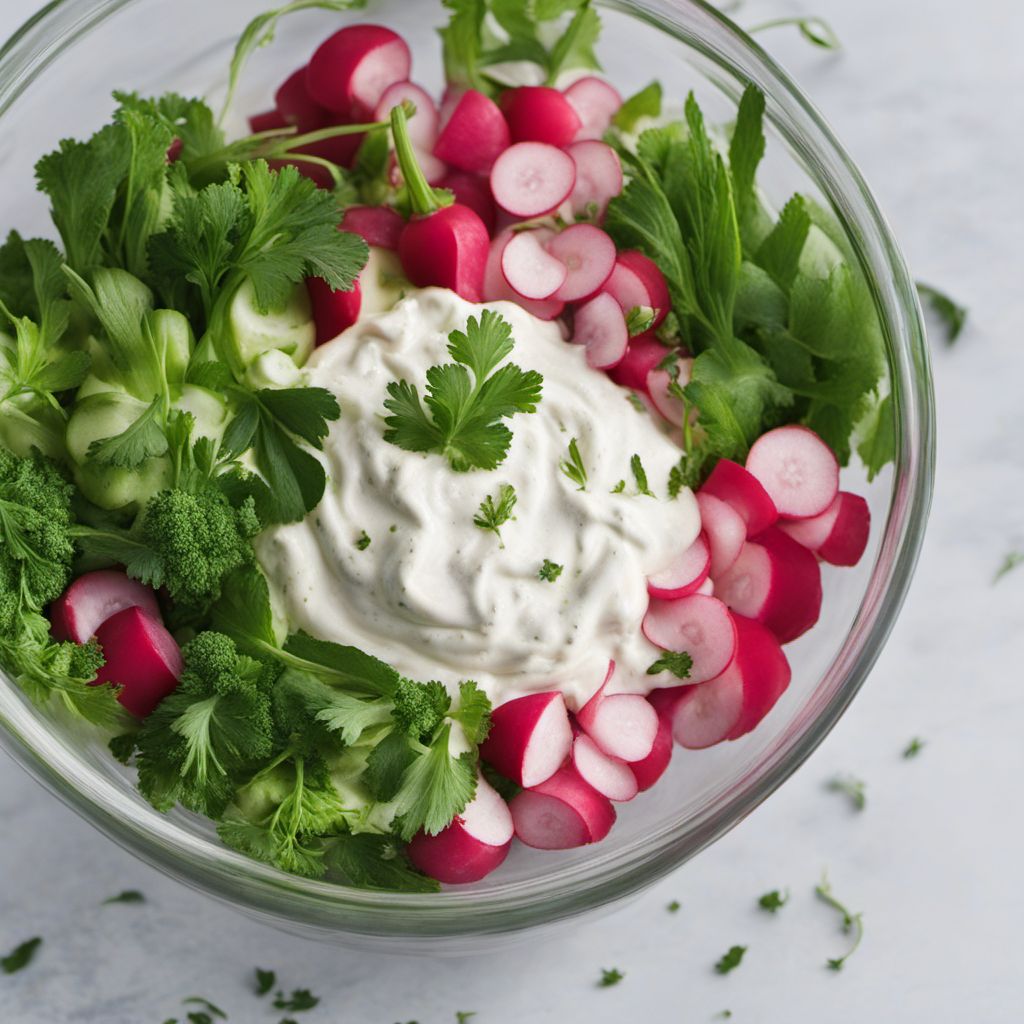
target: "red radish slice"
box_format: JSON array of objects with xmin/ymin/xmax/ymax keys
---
[
  {"xmin": 502, "ymin": 86, "xmax": 582, "ymax": 147},
  {"xmin": 696, "ymin": 492, "xmax": 747, "ymax": 578},
  {"xmin": 92, "ymin": 607, "xmax": 182, "ymax": 718},
  {"xmin": 564, "ymin": 77, "xmax": 623, "ymax": 140},
  {"xmin": 714, "ymin": 527, "xmax": 822, "ymax": 643},
  {"xmin": 701, "ymin": 459, "xmax": 778, "ymax": 536},
  {"xmin": 607, "ymin": 250, "xmax": 671, "ymax": 326},
  {"xmin": 480, "ymin": 691, "xmax": 573, "ymax": 788},
  {"xmin": 490, "ymin": 142, "xmax": 576, "ymax": 218},
  {"xmin": 725, "ymin": 614, "xmax": 792, "ymax": 740},
  {"xmin": 307, "ymin": 25, "xmax": 411, "ymax": 118},
  {"xmin": 546, "ymin": 224, "xmax": 616, "ymax": 302},
  {"xmin": 572, "ymin": 734, "xmax": 639, "ymax": 802},
  {"xmin": 695, "ymin": 577, "xmax": 714, "ymax": 596},
  {"xmin": 50, "ymin": 570, "xmax": 161, "ymax": 645},
  {"xmin": 607, "ymin": 334, "xmax": 668, "ymax": 391},
  {"xmin": 817, "ymin": 492, "xmax": 870, "ymax": 566},
  {"xmin": 566, "ymin": 141, "xmax": 624, "ymax": 219},
  {"xmin": 573, "ymin": 292, "xmax": 628, "ymax": 369},
  {"xmin": 628, "ymin": 711, "xmax": 673, "ymax": 790},
  {"xmin": 441, "ymin": 172, "xmax": 496, "ymax": 234},
  {"xmin": 341, "ymin": 205, "xmax": 404, "ymax": 250},
  {"xmin": 275, "ymin": 66, "xmax": 328, "ymax": 131},
  {"xmin": 501, "ymin": 229, "xmax": 568, "ymax": 300},
  {"xmin": 777, "ymin": 496, "xmax": 839, "ymax": 552},
  {"xmin": 510, "ymin": 766, "xmax": 616, "ymax": 849},
  {"xmin": 669, "ymin": 671, "xmax": 745, "ymax": 749},
  {"xmin": 306, "ymin": 277, "xmax": 361, "ymax": 345},
  {"xmin": 646, "ymin": 357, "xmax": 693, "ymax": 427},
  {"xmin": 399, "ymin": 202, "xmax": 489, "ymax": 302},
  {"xmin": 374, "ymin": 81, "xmax": 439, "ymax": 147},
  {"xmin": 483, "ymin": 231, "xmax": 566, "ymax": 319},
  {"xmin": 577, "ymin": 679, "xmax": 659, "ymax": 763},
  {"xmin": 642, "ymin": 594, "xmax": 738, "ymax": 683},
  {"xmin": 249, "ymin": 109, "xmax": 288, "ymax": 134},
  {"xmin": 434, "ymin": 89, "xmax": 511, "ymax": 174},
  {"xmin": 406, "ymin": 777, "xmax": 513, "ymax": 884},
  {"xmin": 745, "ymin": 425, "xmax": 840, "ymax": 520},
  {"xmin": 439, "ymin": 84, "xmax": 465, "ymax": 126},
  {"xmin": 647, "ymin": 533, "xmax": 711, "ymax": 600}
]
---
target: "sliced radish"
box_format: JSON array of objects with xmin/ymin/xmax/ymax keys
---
[
  {"xmin": 510, "ymin": 765, "xmax": 616, "ymax": 849},
  {"xmin": 572, "ymin": 733, "xmax": 639, "ymax": 802},
  {"xmin": 701, "ymin": 459, "xmax": 778, "ymax": 537},
  {"xmin": 440, "ymin": 172, "xmax": 496, "ymax": 234},
  {"xmin": 628, "ymin": 710, "xmax": 673, "ymax": 791},
  {"xmin": 249, "ymin": 109, "xmax": 288, "ymax": 134},
  {"xmin": 340, "ymin": 205, "xmax": 404, "ymax": 250},
  {"xmin": 817, "ymin": 492, "xmax": 870, "ymax": 566},
  {"xmin": 398, "ymin": 203, "xmax": 489, "ymax": 302},
  {"xmin": 745, "ymin": 425, "xmax": 840, "ymax": 520},
  {"xmin": 573, "ymin": 292, "xmax": 628, "ymax": 369},
  {"xmin": 439, "ymin": 84, "xmax": 465, "ymax": 125},
  {"xmin": 307, "ymin": 24, "xmax": 412, "ymax": 118},
  {"xmin": 306, "ymin": 277, "xmax": 361, "ymax": 345},
  {"xmin": 501, "ymin": 229, "xmax": 567, "ymax": 300},
  {"xmin": 577, "ymin": 678, "xmax": 659, "ymax": 763},
  {"xmin": 502, "ymin": 86, "xmax": 582, "ymax": 147},
  {"xmin": 669, "ymin": 671, "xmax": 745, "ymax": 749},
  {"xmin": 92, "ymin": 606, "xmax": 182, "ymax": 718},
  {"xmin": 695, "ymin": 577, "xmax": 714, "ymax": 596},
  {"xmin": 646, "ymin": 357, "xmax": 693, "ymax": 427},
  {"xmin": 479, "ymin": 691, "xmax": 572, "ymax": 788},
  {"xmin": 725, "ymin": 614, "xmax": 792, "ymax": 740},
  {"xmin": 564, "ymin": 77, "xmax": 623, "ymax": 140},
  {"xmin": 647, "ymin": 534, "xmax": 711, "ymax": 600},
  {"xmin": 406, "ymin": 776, "xmax": 513, "ymax": 884},
  {"xmin": 566, "ymin": 141, "xmax": 623, "ymax": 219},
  {"xmin": 714, "ymin": 527, "xmax": 822, "ymax": 644},
  {"xmin": 490, "ymin": 142, "xmax": 576, "ymax": 218},
  {"xmin": 374, "ymin": 80, "xmax": 439, "ymax": 148},
  {"xmin": 696, "ymin": 492, "xmax": 747, "ymax": 578},
  {"xmin": 275, "ymin": 66, "xmax": 328, "ymax": 131},
  {"xmin": 546, "ymin": 224, "xmax": 616, "ymax": 302},
  {"xmin": 50, "ymin": 570, "xmax": 161, "ymax": 645},
  {"xmin": 434, "ymin": 89, "xmax": 510, "ymax": 174},
  {"xmin": 607, "ymin": 334, "xmax": 669, "ymax": 391},
  {"xmin": 604, "ymin": 250, "xmax": 671, "ymax": 327},
  {"xmin": 483, "ymin": 231, "xmax": 566, "ymax": 320},
  {"xmin": 642, "ymin": 594, "xmax": 738, "ymax": 683}
]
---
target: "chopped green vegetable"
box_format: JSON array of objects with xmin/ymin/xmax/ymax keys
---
[
  {"xmin": 1, "ymin": 937, "xmax": 42, "ymax": 974},
  {"xmin": 667, "ymin": 900, "xmax": 681, "ymax": 913},
  {"xmin": 758, "ymin": 889, "xmax": 788, "ymax": 913},
  {"xmin": 647, "ymin": 651, "xmax": 693, "ymax": 679},
  {"xmin": 559, "ymin": 437, "xmax": 588, "ymax": 491},
  {"xmin": 916, "ymin": 283, "xmax": 967, "ymax": 345},
  {"xmin": 598, "ymin": 967, "xmax": 625, "ymax": 987},
  {"xmin": 902, "ymin": 737, "xmax": 926, "ymax": 759},
  {"xmin": 827, "ymin": 774, "xmax": 867, "ymax": 811},
  {"xmin": 538, "ymin": 559, "xmax": 563, "ymax": 583},
  {"xmin": 474, "ymin": 483, "xmax": 517, "ymax": 542},
  {"xmin": 815, "ymin": 872, "xmax": 864, "ymax": 970},
  {"xmin": 714, "ymin": 945, "xmax": 747, "ymax": 975},
  {"xmin": 273, "ymin": 989, "xmax": 320, "ymax": 1012},
  {"xmin": 994, "ymin": 551, "xmax": 1023, "ymax": 583},
  {"xmin": 355, "ymin": 530, "xmax": 371, "ymax": 551},
  {"xmin": 255, "ymin": 968, "xmax": 276, "ymax": 996},
  {"xmin": 102, "ymin": 890, "xmax": 146, "ymax": 905}
]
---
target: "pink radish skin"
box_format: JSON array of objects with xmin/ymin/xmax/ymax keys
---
[
  {"xmin": 817, "ymin": 492, "xmax": 870, "ymax": 566},
  {"xmin": 696, "ymin": 492, "xmax": 747, "ymax": 578},
  {"xmin": 564, "ymin": 77, "xmax": 623, "ymax": 140},
  {"xmin": 715, "ymin": 527, "xmax": 823, "ymax": 644},
  {"xmin": 480, "ymin": 691, "xmax": 573, "ymax": 788},
  {"xmin": 647, "ymin": 533, "xmax": 711, "ymax": 600},
  {"xmin": 434, "ymin": 89, "xmax": 511, "ymax": 174},
  {"xmin": 646, "ymin": 357, "xmax": 693, "ymax": 428},
  {"xmin": 725, "ymin": 614, "xmax": 792, "ymax": 740},
  {"xmin": 777, "ymin": 497, "xmax": 839, "ymax": 552},
  {"xmin": 745, "ymin": 425, "xmax": 840, "ymax": 520},
  {"xmin": 92, "ymin": 607, "xmax": 182, "ymax": 718},
  {"xmin": 249, "ymin": 109, "xmax": 288, "ymax": 134},
  {"xmin": 502, "ymin": 87, "xmax": 582, "ymax": 147},
  {"xmin": 490, "ymin": 142, "xmax": 577, "ymax": 218},
  {"xmin": 501, "ymin": 229, "xmax": 567, "ymax": 300},
  {"xmin": 607, "ymin": 334, "xmax": 669, "ymax": 391},
  {"xmin": 341, "ymin": 205, "xmax": 404, "ymax": 250},
  {"xmin": 510, "ymin": 766, "xmax": 616, "ymax": 849},
  {"xmin": 306, "ymin": 24, "xmax": 411, "ymax": 118},
  {"xmin": 406, "ymin": 778, "xmax": 513, "ymax": 884},
  {"xmin": 577, "ymin": 679, "xmax": 659, "ymax": 763},
  {"xmin": 546, "ymin": 224, "xmax": 616, "ymax": 302},
  {"xmin": 439, "ymin": 84, "xmax": 465, "ymax": 126},
  {"xmin": 440, "ymin": 172, "xmax": 496, "ymax": 234},
  {"xmin": 642, "ymin": 594, "xmax": 738, "ymax": 683},
  {"xmin": 701, "ymin": 459, "xmax": 778, "ymax": 537},
  {"xmin": 605, "ymin": 251, "xmax": 671, "ymax": 326},
  {"xmin": 50, "ymin": 570, "xmax": 161, "ymax": 645},
  {"xmin": 628, "ymin": 711, "xmax": 673, "ymax": 791},
  {"xmin": 483, "ymin": 231, "xmax": 566, "ymax": 320},
  {"xmin": 276, "ymin": 67, "xmax": 328, "ymax": 131},
  {"xmin": 573, "ymin": 292, "xmax": 628, "ymax": 369},
  {"xmin": 306, "ymin": 277, "xmax": 361, "ymax": 345},
  {"xmin": 572, "ymin": 733, "xmax": 639, "ymax": 802},
  {"xmin": 669, "ymin": 672, "xmax": 745, "ymax": 749},
  {"xmin": 565, "ymin": 141, "xmax": 623, "ymax": 219},
  {"xmin": 374, "ymin": 81, "xmax": 439, "ymax": 147},
  {"xmin": 399, "ymin": 204, "xmax": 489, "ymax": 301}
]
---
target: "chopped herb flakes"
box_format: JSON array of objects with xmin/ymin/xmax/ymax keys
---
[{"xmin": 714, "ymin": 945, "xmax": 747, "ymax": 975}]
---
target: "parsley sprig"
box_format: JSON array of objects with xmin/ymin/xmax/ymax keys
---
[
  {"xmin": 559, "ymin": 437, "xmax": 588, "ymax": 490},
  {"xmin": 647, "ymin": 650, "xmax": 693, "ymax": 679},
  {"xmin": 474, "ymin": 483, "xmax": 517, "ymax": 543},
  {"xmin": 815, "ymin": 873, "xmax": 864, "ymax": 970}
]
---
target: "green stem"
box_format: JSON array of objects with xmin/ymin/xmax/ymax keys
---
[{"xmin": 390, "ymin": 105, "xmax": 438, "ymax": 216}]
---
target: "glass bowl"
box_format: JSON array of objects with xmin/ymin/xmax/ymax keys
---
[{"xmin": 0, "ymin": 0, "xmax": 934, "ymax": 951}]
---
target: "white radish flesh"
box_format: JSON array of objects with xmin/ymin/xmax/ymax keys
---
[
  {"xmin": 50, "ymin": 570, "xmax": 161, "ymax": 645},
  {"xmin": 642, "ymin": 594, "xmax": 738, "ymax": 683},
  {"xmin": 500, "ymin": 229, "xmax": 567, "ymax": 300},
  {"xmin": 745, "ymin": 425, "xmax": 840, "ymax": 520},
  {"xmin": 479, "ymin": 691, "xmax": 573, "ymax": 788},
  {"xmin": 566, "ymin": 141, "xmax": 623, "ymax": 219},
  {"xmin": 490, "ymin": 142, "xmax": 577, "ymax": 218},
  {"xmin": 669, "ymin": 671, "xmax": 745, "ymax": 749},
  {"xmin": 577, "ymin": 682, "xmax": 659, "ymax": 763},
  {"xmin": 628, "ymin": 711, "xmax": 673, "ymax": 791},
  {"xmin": 777, "ymin": 496, "xmax": 840, "ymax": 551},
  {"xmin": 700, "ymin": 458, "xmax": 778, "ymax": 537},
  {"xmin": 573, "ymin": 292, "xmax": 628, "ymax": 369},
  {"xmin": 483, "ymin": 231, "xmax": 566, "ymax": 320},
  {"xmin": 374, "ymin": 81, "xmax": 439, "ymax": 148},
  {"xmin": 696, "ymin": 492, "xmax": 747, "ymax": 578},
  {"xmin": 647, "ymin": 533, "xmax": 711, "ymax": 600},
  {"xmin": 510, "ymin": 766, "xmax": 616, "ymax": 849},
  {"xmin": 572, "ymin": 734, "xmax": 639, "ymax": 802},
  {"xmin": 546, "ymin": 224, "xmax": 616, "ymax": 302},
  {"xmin": 564, "ymin": 77, "xmax": 623, "ymax": 140}
]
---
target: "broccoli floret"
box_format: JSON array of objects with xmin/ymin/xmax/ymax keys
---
[{"xmin": 391, "ymin": 678, "xmax": 451, "ymax": 739}]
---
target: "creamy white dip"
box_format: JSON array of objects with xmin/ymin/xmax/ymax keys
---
[{"xmin": 256, "ymin": 288, "xmax": 700, "ymax": 710}]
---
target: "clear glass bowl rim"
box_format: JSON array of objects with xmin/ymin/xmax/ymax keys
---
[{"xmin": 0, "ymin": 0, "xmax": 935, "ymax": 940}]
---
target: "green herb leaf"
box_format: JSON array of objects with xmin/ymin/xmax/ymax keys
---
[
  {"xmin": 255, "ymin": 968, "xmax": 276, "ymax": 996},
  {"xmin": 473, "ymin": 483, "xmax": 517, "ymax": 542},
  {"xmin": 326, "ymin": 833, "xmax": 440, "ymax": 893},
  {"xmin": 355, "ymin": 530, "xmax": 371, "ymax": 551},
  {"xmin": 1, "ymin": 937, "xmax": 42, "ymax": 974},
  {"xmin": 917, "ymin": 282, "xmax": 967, "ymax": 345},
  {"xmin": 456, "ymin": 1013, "xmax": 477, "ymax": 1024},
  {"xmin": 614, "ymin": 81, "xmax": 663, "ymax": 132},
  {"xmin": 538, "ymin": 559, "xmax": 564, "ymax": 583},
  {"xmin": 646, "ymin": 650, "xmax": 692, "ymax": 679},
  {"xmin": 630, "ymin": 453, "xmax": 655, "ymax": 497},
  {"xmin": 902, "ymin": 737, "xmax": 926, "ymax": 759},
  {"xmin": 102, "ymin": 890, "xmax": 146, "ymax": 905},
  {"xmin": 667, "ymin": 900, "xmax": 681, "ymax": 913},
  {"xmin": 273, "ymin": 988, "xmax": 320, "ymax": 1012},
  {"xmin": 815, "ymin": 872, "xmax": 864, "ymax": 970},
  {"xmin": 450, "ymin": 680, "xmax": 493, "ymax": 744},
  {"xmin": 758, "ymin": 889, "xmax": 789, "ymax": 913},
  {"xmin": 714, "ymin": 945, "xmax": 747, "ymax": 975},
  {"xmin": 827, "ymin": 774, "xmax": 866, "ymax": 811},
  {"xmin": 598, "ymin": 967, "xmax": 625, "ymax": 987},
  {"xmin": 559, "ymin": 437, "xmax": 588, "ymax": 491},
  {"xmin": 181, "ymin": 997, "xmax": 227, "ymax": 1020},
  {"xmin": 730, "ymin": 85, "xmax": 766, "ymax": 243},
  {"xmin": 993, "ymin": 551, "xmax": 1023, "ymax": 584},
  {"xmin": 86, "ymin": 396, "xmax": 169, "ymax": 469}
]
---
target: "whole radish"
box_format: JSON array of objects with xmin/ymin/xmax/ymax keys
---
[
  {"xmin": 502, "ymin": 86, "xmax": 582, "ymax": 147},
  {"xmin": 390, "ymin": 105, "xmax": 489, "ymax": 302}
]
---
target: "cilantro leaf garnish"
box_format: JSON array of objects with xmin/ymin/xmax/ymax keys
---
[
  {"xmin": 102, "ymin": 890, "xmax": 146, "ymax": 905},
  {"xmin": 917, "ymin": 282, "xmax": 967, "ymax": 345},
  {"xmin": 474, "ymin": 483, "xmax": 517, "ymax": 542},
  {"xmin": 647, "ymin": 650, "xmax": 692, "ymax": 679},
  {"xmin": 383, "ymin": 309, "xmax": 543, "ymax": 471},
  {"xmin": 538, "ymin": 559, "xmax": 563, "ymax": 582},
  {"xmin": 255, "ymin": 968, "xmax": 276, "ymax": 996},
  {"xmin": 559, "ymin": 437, "xmax": 588, "ymax": 490},
  {"xmin": 325, "ymin": 833, "xmax": 440, "ymax": 893},
  {"xmin": 827, "ymin": 774, "xmax": 867, "ymax": 811},
  {"xmin": 902, "ymin": 737, "xmax": 926, "ymax": 759},
  {"xmin": 449, "ymin": 680, "xmax": 493, "ymax": 744},
  {"xmin": 629, "ymin": 454, "xmax": 656, "ymax": 497},
  {"xmin": 758, "ymin": 889, "xmax": 789, "ymax": 913},
  {"xmin": 86, "ymin": 396, "xmax": 169, "ymax": 469},
  {"xmin": 714, "ymin": 945, "xmax": 747, "ymax": 975},
  {"xmin": 598, "ymin": 967, "xmax": 625, "ymax": 987},
  {"xmin": 1, "ymin": 936, "xmax": 42, "ymax": 974},
  {"xmin": 273, "ymin": 989, "xmax": 320, "ymax": 1012},
  {"xmin": 815, "ymin": 872, "xmax": 864, "ymax": 970}
]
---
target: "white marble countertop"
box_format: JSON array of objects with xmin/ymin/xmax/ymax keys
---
[{"xmin": 2, "ymin": 0, "xmax": 1022, "ymax": 1021}]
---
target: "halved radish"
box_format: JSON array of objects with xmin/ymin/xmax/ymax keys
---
[
  {"xmin": 510, "ymin": 765, "xmax": 616, "ymax": 849},
  {"xmin": 817, "ymin": 492, "xmax": 870, "ymax": 567},
  {"xmin": 564, "ymin": 77, "xmax": 623, "ymax": 140},
  {"xmin": 275, "ymin": 66, "xmax": 328, "ymax": 131},
  {"xmin": 502, "ymin": 86, "xmax": 582, "ymax": 147},
  {"xmin": 607, "ymin": 334, "xmax": 669, "ymax": 391},
  {"xmin": 340, "ymin": 205, "xmax": 404, "ymax": 250},
  {"xmin": 642, "ymin": 594, "xmax": 738, "ymax": 683},
  {"xmin": 577, "ymin": 677, "xmax": 658, "ymax": 763},
  {"xmin": 546, "ymin": 224, "xmax": 616, "ymax": 302},
  {"xmin": 571, "ymin": 734, "xmax": 639, "ymax": 802},
  {"xmin": 490, "ymin": 142, "xmax": 576, "ymax": 218},
  {"xmin": 603, "ymin": 251, "xmax": 671, "ymax": 327},
  {"xmin": 440, "ymin": 172, "xmax": 496, "ymax": 234},
  {"xmin": 306, "ymin": 24, "xmax": 412, "ymax": 118},
  {"xmin": 374, "ymin": 80, "xmax": 438, "ymax": 148},
  {"xmin": 696, "ymin": 492, "xmax": 747, "ymax": 578},
  {"xmin": 669, "ymin": 671, "xmax": 745, "ymax": 749},
  {"xmin": 434, "ymin": 89, "xmax": 510, "ymax": 174},
  {"xmin": 565, "ymin": 141, "xmax": 623, "ymax": 220},
  {"xmin": 647, "ymin": 534, "xmax": 711, "ymax": 600},
  {"xmin": 714, "ymin": 527, "xmax": 822, "ymax": 644},
  {"xmin": 406, "ymin": 776, "xmax": 513, "ymax": 884},
  {"xmin": 646, "ymin": 357, "xmax": 693, "ymax": 428},
  {"xmin": 92, "ymin": 607, "xmax": 182, "ymax": 718},
  {"xmin": 628, "ymin": 711, "xmax": 673, "ymax": 791},
  {"xmin": 745, "ymin": 425, "xmax": 839, "ymax": 520},
  {"xmin": 50, "ymin": 570, "xmax": 161, "ymax": 645},
  {"xmin": 725, "ymin": 614, "xmax": 792, "ymax": 740},
  {"xmin": 307, "ymin": 277, "xmax": 361, "ymax": 345},
  {"xmin": 573, "ymin": 292, "xmax": 628, "ymax": 369},
  {"xmin": 501, "ymin": 229, "xmax": 567, "ymax": 300},
  {"xmin": 249, "ymin": 109, "xmax": 288, "ymax": 134},
  {"xmin": 700, "ymin": 459, "xmax": 778, "ymax": 537},
  {"xmin": 480, "ymin": 691, "xmax": 572, "ymax": 788},
  {"xmin": 483, "ymin": 231, "xmax": 566, "ymax": 320}
]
